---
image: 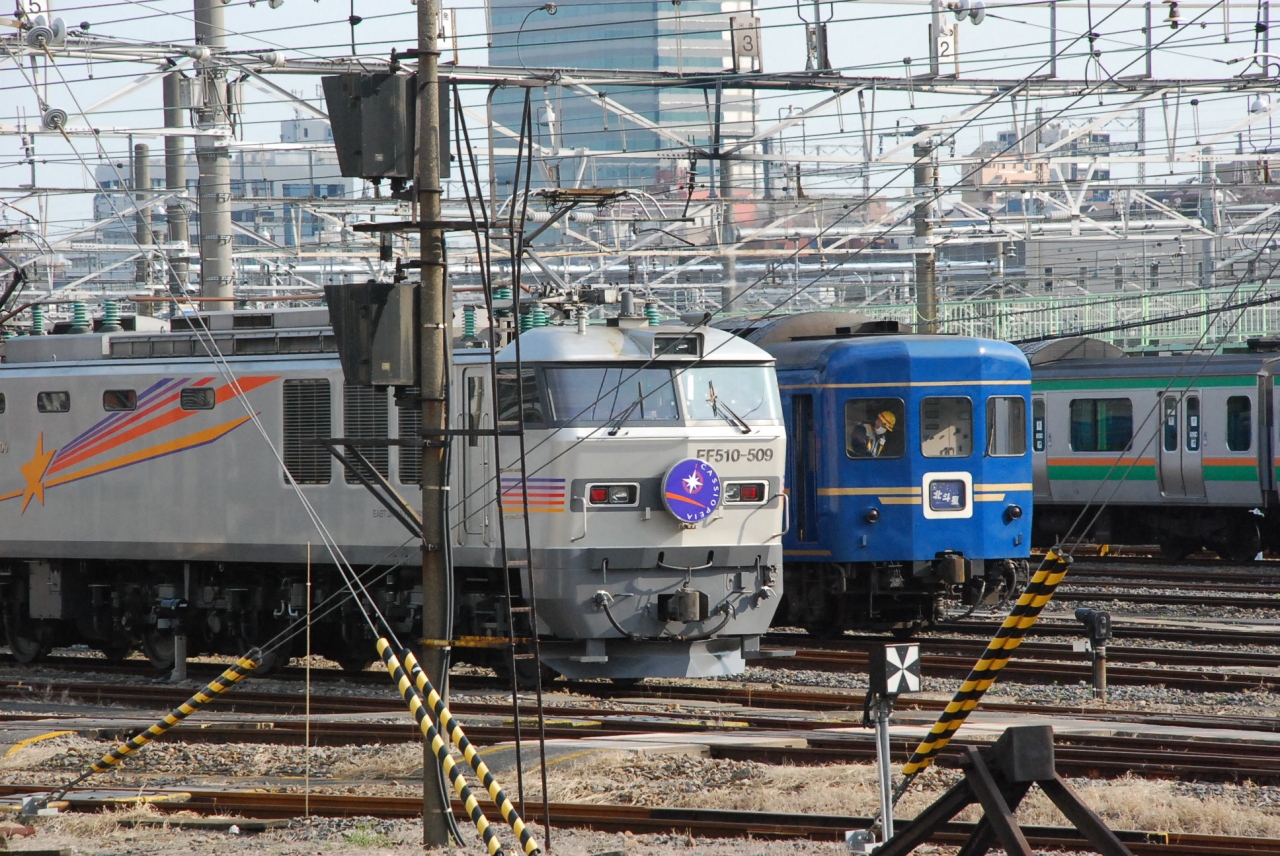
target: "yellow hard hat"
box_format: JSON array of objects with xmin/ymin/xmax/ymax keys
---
[{"xmin": 877, "ymin": 410, "xmax": 897, "ymax": 431}]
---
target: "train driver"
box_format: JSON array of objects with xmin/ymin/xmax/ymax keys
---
[{"xmin": 849, "ymin": 409, "xmax": 897, "ymax": 457}]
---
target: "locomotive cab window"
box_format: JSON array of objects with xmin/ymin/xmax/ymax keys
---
[
  {"xmin": 845, "ymin": 398, "xmax": 904, "ymax": 459},
  {"xmin": 37, "ymin": 391, "xmax": 69, "ymax": 413},
  {"xmin": 180, "ymin": 387, "xmax": 216, "ymax": 411},
  {"xmin": 497, "ymin": 368, "xmax": 547, "ymax": 427},
  {"xmin": 920, "ymin": 397, "xmax": 973, "ymax": 458},
  {"xmin": 1227, "ymin": 396, "xmax": 1252, "ymax": 451},
  {"xmin": 543, "ymin": 366, "xmax": 677, "ymax": 425},
  {"xmin": 1069, "ymin": 398, "xmax": 1132, "ymax": 452},
  {"xmin": 679, "ymin": 365, "xmax": 781, "ymax": 424},
  {"xmin": 986, "ymin": 396, "xmax": 1026, "ymax": 456},
  {"xmin": 103, "ymin": 389, "xmax": 137, "ymax": 412}
]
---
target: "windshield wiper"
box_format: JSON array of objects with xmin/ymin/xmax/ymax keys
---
[
  {"xmin": 607, "ymin": 382, "xmax": 644, "ymax": 436},
  {"xmin": 707, "ymin": 381, "xmax": 751, "ymax": 434}
]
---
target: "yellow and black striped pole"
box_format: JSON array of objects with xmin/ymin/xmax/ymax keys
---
[
  {"xmin": 49, "ymin": 649, "xmax": 262, "ymax": 801},
  {"xmin": 898, "ymin": 550, "xmax": 1072, "ymax": 782},
  {"xmin": 376, "ymin": 640, "xmax": 508, "ymax": 856},
  {"xmin": 399, "ymin": 645, "xmax": 542, "ymax": 856}
]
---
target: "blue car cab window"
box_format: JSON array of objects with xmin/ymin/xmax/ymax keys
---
[
  {"xmin": 845, "ymin": 398, "xmax": 904, "ymax": 458},
  {"xmin": 921, "ymin": 397, "xmax": 973, "ymax": 458},
  {"xmin": 986, "ymin": 396, "xmax": 1026, "ymax": 456},
  {"xmin": 544, "ymin": 366, "xmax": 679, "ymax": 424}
]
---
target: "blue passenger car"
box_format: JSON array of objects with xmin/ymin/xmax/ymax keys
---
[{"xmin": 728, "ymin": 313, "xmax": 1034, "ymax": 635}]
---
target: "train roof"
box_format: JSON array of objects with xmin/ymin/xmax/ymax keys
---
[
  {"xmin": 470, "ymin": 321, "xmax": 773, "ymax": 364},
  {"xmin": 709, "ymin": 310, "xmax": 883, "ymax": 345},
  {"xmin": 763, "ymin": 332, "xmax": 1030, "ymax": 373},
  {"xmin": 1019, "ymin": 337, "xmax": 1126, "ymax": 365},
  {"xmin": 1032, "ymin": 350, "xmax": 1280, "ymax": 381}
]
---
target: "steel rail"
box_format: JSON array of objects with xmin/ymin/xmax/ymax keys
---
[{"xmin": 0, "ymin": 785, "xmax": 1273, "ymax": 854}]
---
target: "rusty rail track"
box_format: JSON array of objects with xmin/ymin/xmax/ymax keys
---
[{"xmin": 0, "ymin": 785, "xmax": 1273, "ymax": 854}]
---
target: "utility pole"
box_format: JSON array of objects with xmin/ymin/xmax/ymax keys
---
[
  {"xmin": 193, "ymin": 0, "xmax": 233, "ymax": 304},
  {"xmin": 914, "ymin": 129, "xmax": 937, "ymax": 333},
  {"xmin": 133, "ymin": 143, "xmax": 152, "ymax": 289},
  {"xmin": 163, "ymin": 72, "xmax": 191, "ymax": 300},
  {"xmin": 417, "ymin": 0, "xmax": 453, "ymax": 845}
]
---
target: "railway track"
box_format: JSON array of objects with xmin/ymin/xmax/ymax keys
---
[
  {"xmin": 65, "ymin": 715, "xmax": 1280, "ymax": 787},
  {"xmin": 0, "ymin": 785, "xmax": 1273, "ymax": 855}
]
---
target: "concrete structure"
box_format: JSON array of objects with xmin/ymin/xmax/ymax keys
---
[{"xmin": 485, "ymin": 0, "xmax": 757, "ymax": 195}]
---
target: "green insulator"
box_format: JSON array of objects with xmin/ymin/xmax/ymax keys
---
[
  {"xmin": 531, "ymin": 303, "xmax": 550, "ymax": 327},
  {"xmin": 463, "ymin": 304, "xmax": 477, "ymax": 339},
  {"xmin": 101, "ymin": 300, "xmax": 123, "ymax": 333},
  {"xmin": 30, "ymin": 304, "xmax": 44, "ymax": 335},
  {"xmin": 518, "ymin": 308, "xmax": 534, "ymax": 333},
  {"xmin": 493, "ymin": 285, "xmax": 513, "ymax": 317},
  {"xmin": 70, "ymin": 301, "xmax": 91, "ymax": 334},
  {"xmin": 645, "ymin": 302, "xmax": 660, "ymax": 326}
]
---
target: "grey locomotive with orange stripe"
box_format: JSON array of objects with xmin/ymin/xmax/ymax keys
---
[{"xmin": 1028, "ymin": 336, "xmax": 1280, "ymax": 560}]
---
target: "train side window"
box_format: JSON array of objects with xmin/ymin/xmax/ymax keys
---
[
  {"xmin": 37, "ymin": 392, "xmax": 70, "ymax": 413},
  {"xmin": 282, "ymin": 379, "xmax": 331, "ymax": 485},
  {"xmin": 845, "ymin": 398, "xmax": 904, "ymax": 459},
  {"xmin": 180, "ymin": 388, "xmax": 216, "ymax": 411},
  {"xmin": 1162, "ymin": 395, "xmax": 1178, "ymax": 452},
  {"xmin": 1069, "ymin": 398, "xmax": 1132, "ymax": 452},
  {"xmin": 497, "ymin": 368, "xmax": 547, "ymax": 427},
  {"xmin": 1227, "ymin": 396, "xmax": 1252, "ymax": 451},
  {"xmin": 103, "ymin": 389, "xmax": 137, "ymax": 412},
  {"xmin": 920, "ymin": 396, "xmax": 973, "ymax": 458},
  {"xmin": 0, "ymin": 393, "xmax": 5, "ymax": 414},
  {"xmin": 1032, "ymin": 398, "xmax": 1046, "ymax": 452},
  {"xmin": 986, "ymin": 396, "xmax": 1026, "ymax": 457}
]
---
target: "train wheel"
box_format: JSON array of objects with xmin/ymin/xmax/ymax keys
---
[
  {"xmin": 140, "ymin": 629, "xmax": 175, "ymax": 672},
  {"xmin": 5, "ymin": 618, "xmax": 51, "ymax": 665},
  {"xmin": 335, "ymin": 655, "xmax": 375, "ymax": 673},
  {"xmin": 4, "ymin": 579, "xmax": 52, "ymax": 664},
  {"xmin": 1218, "ymin": 523, "xmax": 1261, "ymax": 563},
  {"xmin": 1159, "ymin": 540, "xmax": 1199, "ymax": 561},
  {"xmin": 890, "ymin": 621, "xmax": 924, "ymax": 640}
]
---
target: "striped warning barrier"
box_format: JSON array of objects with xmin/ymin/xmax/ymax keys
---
[
  {"xmin": 46, "ymin": 650, "xmax": 261, "ymax": 802},
  {"xmin": 376, "ymin": 642, "xmax": 506, "ymax": 856},
  {"xmin": 900, "ymin": 550, "xmax": 1072, "ymax": 778},
  {"xmin": 399, "ymin": 645, "xmax": 542, "ymax": 856}
]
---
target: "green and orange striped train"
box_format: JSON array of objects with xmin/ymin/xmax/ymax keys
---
[{"xmin": 1027, "ymin": 336, "xmax": 1280, "ymax": 561}]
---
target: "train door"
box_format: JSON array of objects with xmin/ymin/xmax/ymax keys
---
[
  {"xmin": 1032, "ymin": 395, "xmax": 1050, "ymax": 498},
  {"xmin": 460, "ymin": 367, "xmax": 491, "ymax": 540},
  {"xmin": 792, "ymin": 394, "xmax": 817, "ymax": 541},
  {"xmin": 1158, "ymin": 392, "xmax": 1205, "ymax": 498}
]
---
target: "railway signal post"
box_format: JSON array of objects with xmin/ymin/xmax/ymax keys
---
[
  {"xmin": 1074, "ymin": 608, "xmax": 1112, "ymax": 702},
  {"xmin": 861, "ymin": 643, "xmax": 921, "ymax": 846}
]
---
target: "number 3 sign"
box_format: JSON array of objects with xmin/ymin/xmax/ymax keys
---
[{"xmin": 730, "ymin": 16, "xmax": 762, "ymax": 72}]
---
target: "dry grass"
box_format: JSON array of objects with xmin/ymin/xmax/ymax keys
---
[
  {"xmin": 528, "ymin": 753, "xmax": 1280, "ymax": 837},
  {"xmin": 329, "ymin": 745, "xmax": 421, "ymax": 780}
]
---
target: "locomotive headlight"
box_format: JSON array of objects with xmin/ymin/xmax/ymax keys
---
[
  {"xmin": 1005, "ymin": 504, "xmax": 1023, "ymax": 523},
  {"xmin": 724, "ymin": 482, "xmax": 766, "ymax": 503},
  {"xmin": 587, "ymin": 483, "xmax": 638, "ymax": 505}
]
